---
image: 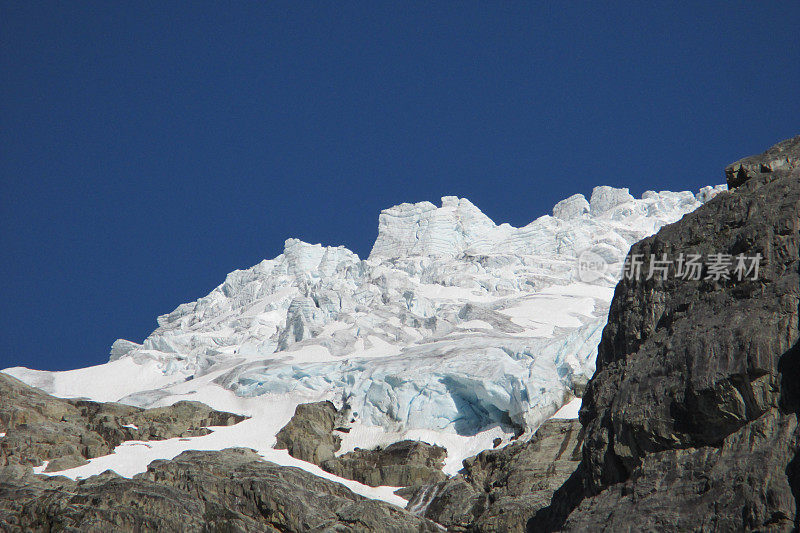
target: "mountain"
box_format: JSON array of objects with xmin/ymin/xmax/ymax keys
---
[
  {"xmin": 3, "ymin": 184, "xmax": 722, "ymax": 482},
  {"xmin": 5, "ymin": 135, "xmax": 796, "ymax": 531}
]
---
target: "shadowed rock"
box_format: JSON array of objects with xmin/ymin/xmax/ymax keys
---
[
  {"xmin": 404, "ymin": 418, "xmax": 583, "ymax": 532},
  {"xmin": 531, "ymin": 134, "xmax": 800, "ymax": 531}
]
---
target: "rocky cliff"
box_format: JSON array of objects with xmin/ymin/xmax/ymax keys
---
[{"xmin": 530, "ymin": 135, "xmax": 800, "ymax": 531}]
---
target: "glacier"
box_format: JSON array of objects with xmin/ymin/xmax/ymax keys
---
[{"xmin": 4, "ymin": 184, "xmax": 725, "ymax": 475}]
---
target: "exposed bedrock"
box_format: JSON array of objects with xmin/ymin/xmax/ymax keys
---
[
  {"xmin": 530, "ymin": 135, "xmax": 800, "ymax": 531},
  {"xmin": 321, "ymin": 440, "xmax": 448, "ymax": 489},
  {"xmin": 0, "ymin": 448, "xmax": 439, "ymax": 532},
  {"xmin": 0, "ymin": 373, "xmax": 246, "ymax": 473},
  {"xmin": 0, "ymin": 383, "xmax": 437, "ymax": 532},
  {"xmin": 274, "ymin": 401, "xmax": 448, "ymax": 489},
  {"xmin": 725, "ymin": 135, "xmax": 800, "ymax": 189},
  {"xmin": 405, "ymin": 418, "xmax": 583, "ymax": 532}
]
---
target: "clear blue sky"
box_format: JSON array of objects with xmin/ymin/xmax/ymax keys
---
[{"xmin": 1, "ymin": 2, "xmax": 798, "ymax": 371}]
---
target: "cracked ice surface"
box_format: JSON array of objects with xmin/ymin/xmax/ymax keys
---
[{"xmin": 5, "ymin": 185, "xmax": 726, "ymax": 444}]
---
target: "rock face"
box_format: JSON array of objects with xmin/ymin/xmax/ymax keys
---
[
  {"xmin": 0, "ymin": 448, "xmax": 439, "ymax": 532},
  {"xmin": 404, "ymin": 418, "xmax": 583, "ymax": 532},
  {"xmin": 274, "ymin": 401, "xmax": 344, "ymax": 464},
  {"xmin": 725, "ymin": 135, "xmax": 800, "ymax": 188},
  {"xmin": 321, "ymin": 440, "xmax": 448, "ymax": 488},
  {"xmin": 531, "ymin": 135, "xmax": 800, "ymax": 531},
  {"xmin": 275, "ymin": 402, "xmax": 447, "ymax": 489},
  {"xmin": 0, "ymin": 373, "xmax": 246, "ymax": 472}
]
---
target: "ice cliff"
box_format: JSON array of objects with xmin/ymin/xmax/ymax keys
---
[{"xmin": 6, "ymin": 185, "xmax": 725, "ymax": 441}]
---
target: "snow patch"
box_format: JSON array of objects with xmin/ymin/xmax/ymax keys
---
[{"xmin": 550, "ymin": 397, "xmax": 582, "ymax": 419}]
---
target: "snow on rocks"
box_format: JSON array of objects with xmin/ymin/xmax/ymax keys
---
[{"xmin": 3, "ymin": 185, "xmax": 725, "ymax": 485}]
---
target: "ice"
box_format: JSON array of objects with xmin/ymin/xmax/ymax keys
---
[
  {"xmin": 553, "ymin": 194, "xmax": 590, "ymax": 220},
  {"xmin": 589, "ymin": 186, "xmax": 635, "ymax": 215},
  {"xmin": 696, "ymin": 184, "xmax": 728, "ymax": 203},
  {"xmin": 109, "ymin": 339, "xmax": 142, "ymax": 361},
  {"xmin": 2, "ymin": 184, "xmax": 724, "ymax": 498}
]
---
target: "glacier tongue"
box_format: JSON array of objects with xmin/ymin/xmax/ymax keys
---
[{"xmin": 5, "ymin": 185, "xmax": 726, "ymax": 444}]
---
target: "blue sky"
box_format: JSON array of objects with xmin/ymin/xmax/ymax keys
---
[{"xmin": 1, "ymin": 2, "xmax": 798, "ymax": 371}]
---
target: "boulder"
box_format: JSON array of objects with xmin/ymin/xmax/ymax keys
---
[
  {"xmin": 321, "ymin": 440, "xmax": 447, "ymax": 488},
  {"xmin": 274, "ymin": 400, "xmax": 343, "ymax": 463}
]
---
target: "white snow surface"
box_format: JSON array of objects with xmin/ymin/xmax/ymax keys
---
[
  {"xmin": 551, "ymin": 397, "xmax": 582, "ymax": 419},
  {"xmin": 3, "ymin": 184, "xmax": 726, "ymax": 504}
]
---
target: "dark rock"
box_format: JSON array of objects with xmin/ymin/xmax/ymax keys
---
[
  {"xmin": 531, "ymin": 134, "xmax": 800, "ymax": 531},
  {"xmin": 0, "ymin": 373, "xmax": 247, "ymax": 472},
  {"xmin": 406, "ymin": 418, "xmax": 583, "ymax": 532},
  {"xmin": 274, "ymin": 400, "xmax": 343, "ymax": 463},
  {"xmin": 321, "ymin": 440, "xmax": 448, "ymax": 488},
  {"xmin": 725, "ymin": 134, "xmax": 800, "ymax": 189},
  {"xmin": 0, "ymin": 448, "xmax": 440, "ymax": 532},
  {"xmin": 275, "ymin": 402, "xmax": 449, "ymax": 489}
]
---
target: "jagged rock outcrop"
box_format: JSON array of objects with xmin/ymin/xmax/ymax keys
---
[
  {"xmin": 321, "ymin": 440, "xmax": 447, "ymax": 488},
  {"xmin": 275, "ymin": 401, "xmax": 448, "ymax": 488},
  {"xmin": 0, "ymin": 373, "xmax": 246, "ymax": 472},
  {"xmin": 530, "ymin": 135, "xmax": 800, "ymax": 531},
  {"xmin": 404, "ymin": 418, "xmax": 582, "ymax": 532},
  {"xmin": 725, "ymin": 135, "xmax": 800, "ymax": 189},
  {"xmin": 0, "ymin": 448, "xmax": 439, "ymax": 532}
]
